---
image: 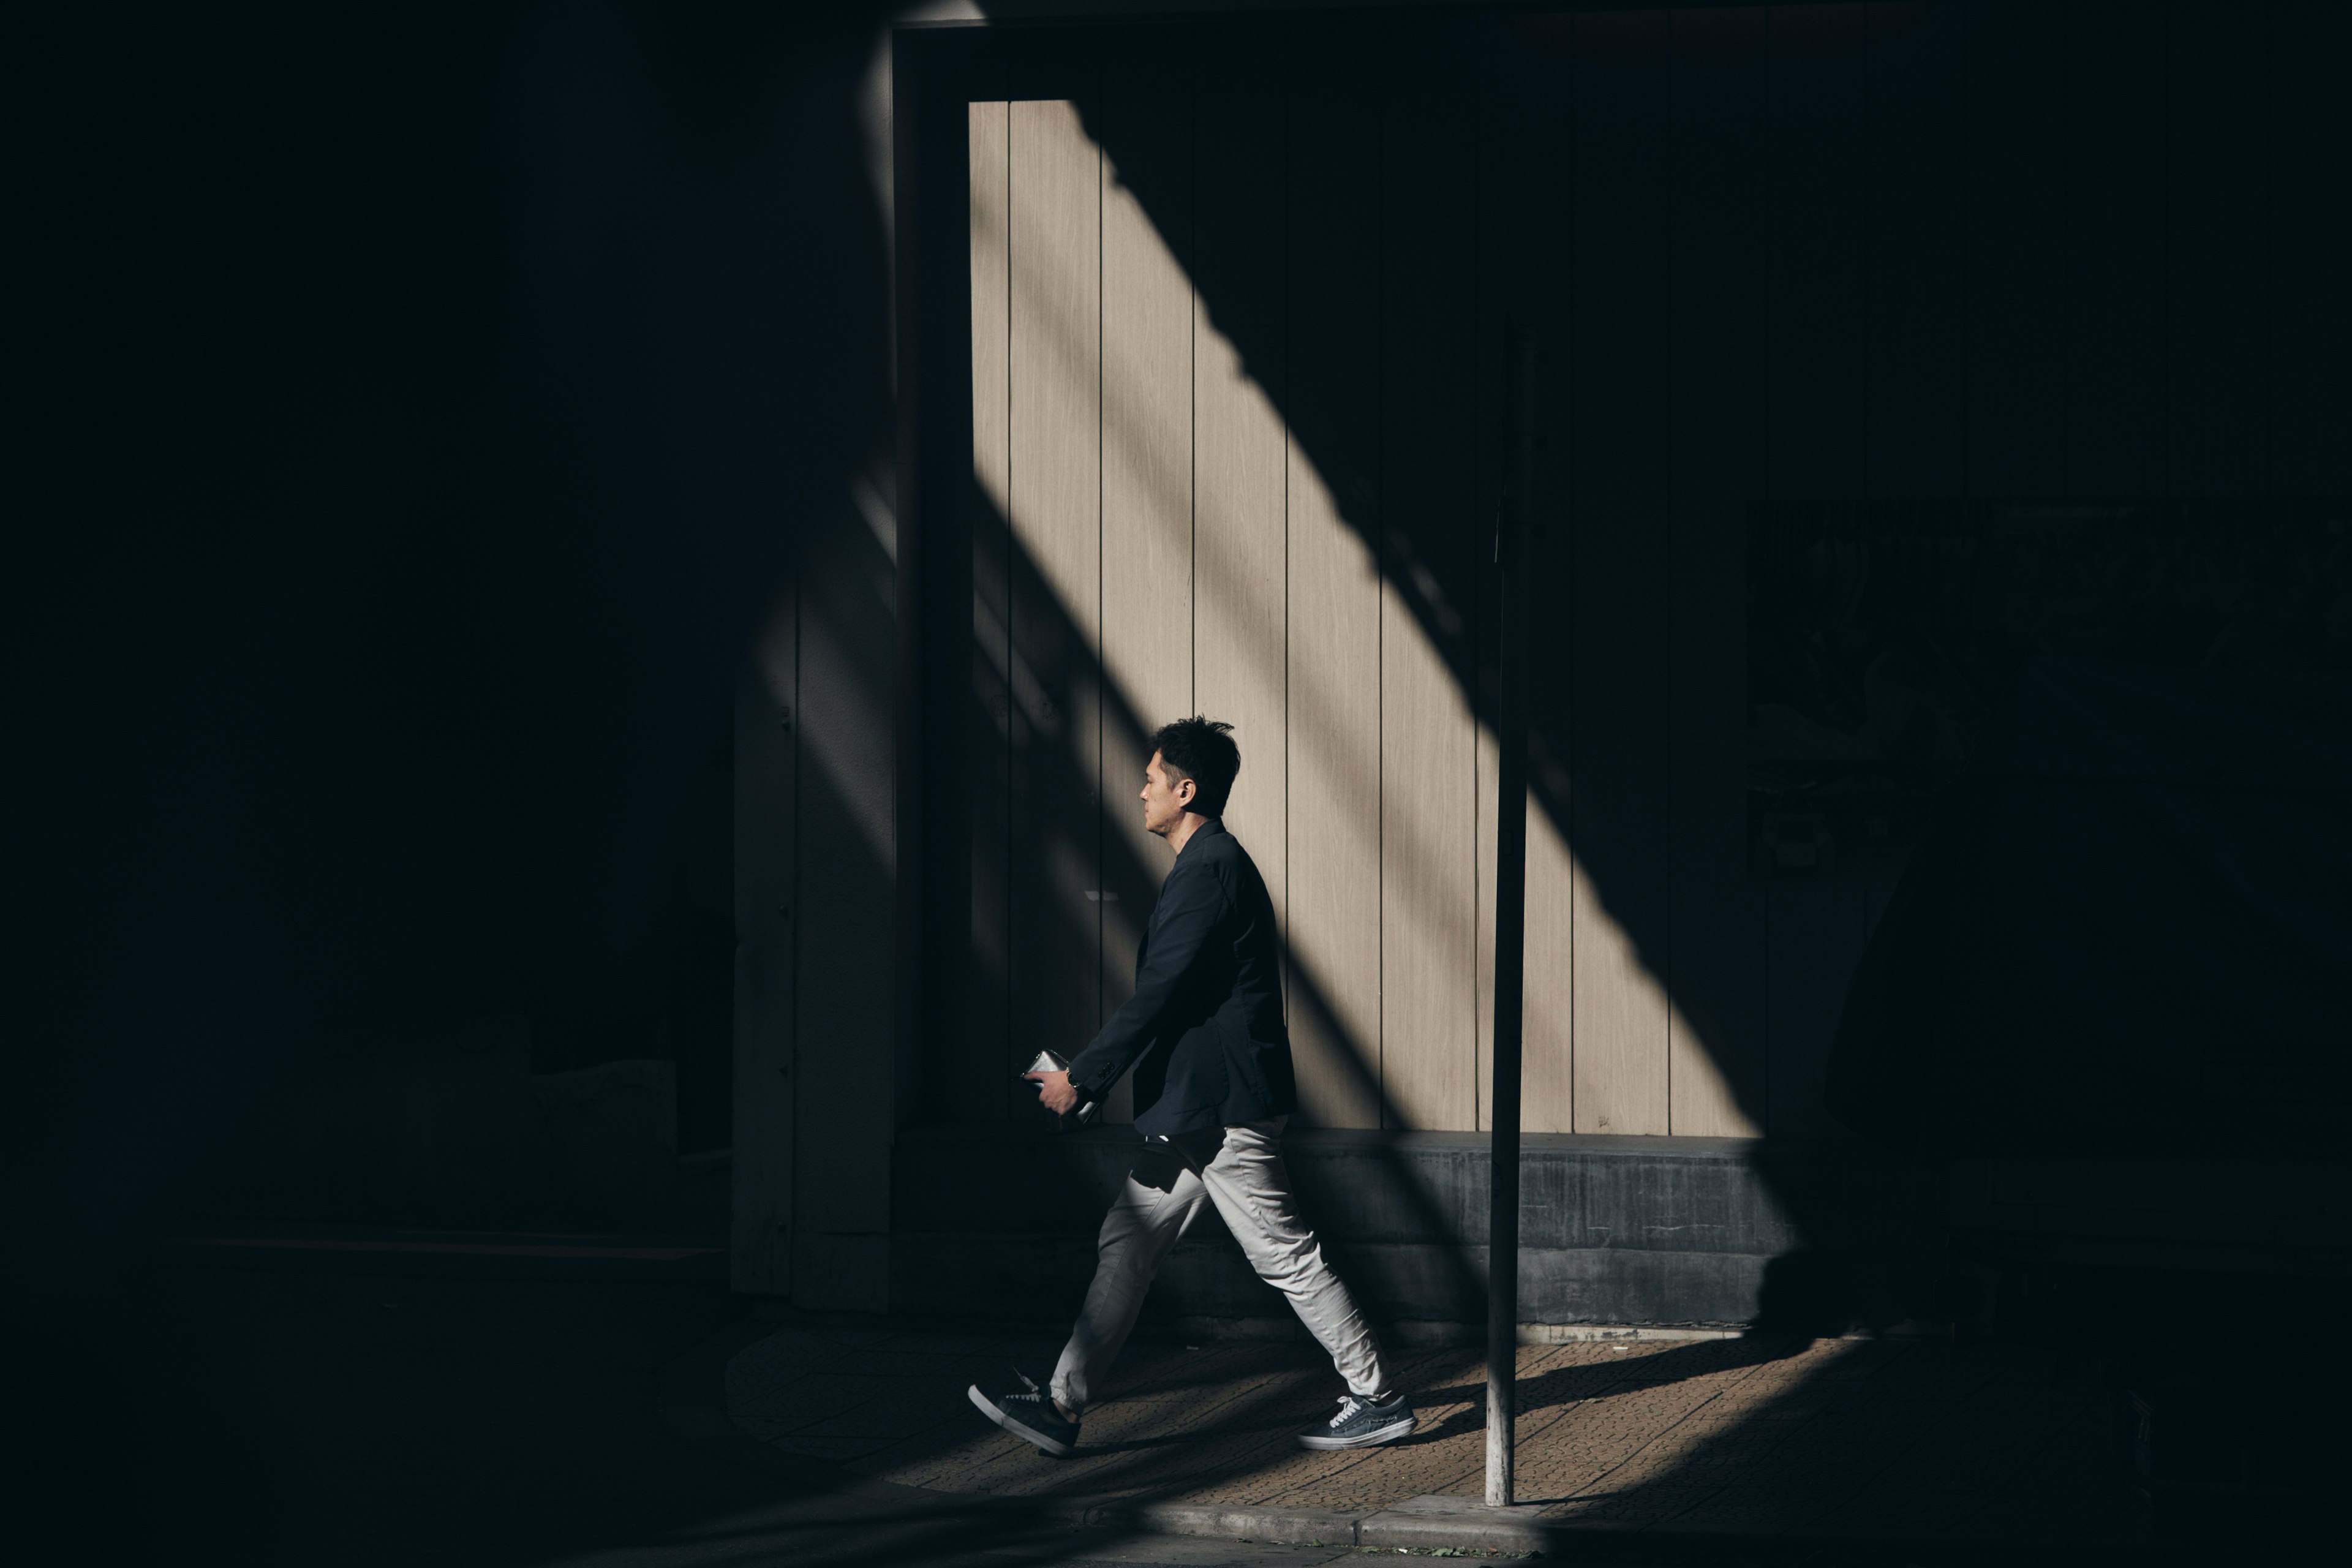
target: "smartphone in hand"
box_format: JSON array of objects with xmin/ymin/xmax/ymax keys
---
[{"xmin": 1022, "ymin": 1050, "xmax": 1101, "ymax": 1126}]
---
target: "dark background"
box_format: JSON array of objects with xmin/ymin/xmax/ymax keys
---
[
  {"xmin": 18, "ymin": 1, "xmax": 2352, "ymax": 1558},
  {"xmin": 22, "ymin": 1, "xmax": 895, "ymax": 1555}
]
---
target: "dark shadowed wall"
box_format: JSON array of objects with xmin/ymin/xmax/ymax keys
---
[
  {"xmin": 892, "ymin": 1, "xmax": 2351, "ymax": 1148},
  {"xmin": 864, "ymin": 1, "xmax": 2349, "ymax": 1326}
]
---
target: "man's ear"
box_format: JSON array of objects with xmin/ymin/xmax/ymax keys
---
[{"xmin": 1173, "ymin": 775, "xmax": 1196, "ymax": 807}]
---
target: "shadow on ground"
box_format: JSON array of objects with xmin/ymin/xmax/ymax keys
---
[{"xmin": 725, "ymin": 1319, "xmax": 2152, "ymax": 1547}]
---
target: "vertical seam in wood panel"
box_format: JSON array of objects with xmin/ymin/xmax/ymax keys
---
[
  {"xmin": 1472, "ymin": 18, "xmax": 1485, "ymax": 1135},
  {"xmin": 1757, "ymin": 7, "xmax": 1774, "ymax": 1134},
  {"xmin": 1096, "ymin": 61, "xmax": 1107, "ymax": 1032},
  {"xmin": 1659, "ymin": 17, "xmax": 1672, "ymax": 1129},
  {"xmin": 1664, "ymin": 15, "xmax": 1676, "ymax": 1133},
  {"xmin": 1281, "ymin": 47, "xmax": 1292, "ymax": 1002},
  {"xmin": 1003, "ymin": 99, "xmax": 1017, "ymax": 1088},
  {"xmin": 1280, "ymin": 24, "xmax": 1295, "ymax": 1001},
  {"xmin": 1375, "ymin": 22, "xmax": 1389, "ymax": 1126},
  {"xmin": 1092, "ymin": 86, "xmax": 1104, "ymax": 1031},
  {"xmin": 1562, "ymin": 13, "xmax": 1576, "ymax": 1138},
  {"xmin": 1006, "ymin": 98, "xmax": 1016, "ymax": 1104}
]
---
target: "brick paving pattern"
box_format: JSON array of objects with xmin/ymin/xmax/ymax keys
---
[{"xmin": 726, "ymin": 1325, "xmax": 2149, "ymax": 1543}]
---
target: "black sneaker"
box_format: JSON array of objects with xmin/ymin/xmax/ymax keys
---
[
  {"xmin": 968, "ymin": 1368, "xmax": 1080, "ymax": 1457},
  {"xmin": 1296, "ymin": 1390, "xmax": 1415, "ymax": 1450}
]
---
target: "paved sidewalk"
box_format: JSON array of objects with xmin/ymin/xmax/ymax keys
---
[{"xmin": 726, "ymin": 1323, "xmax": 2153, "ymax": 1549}]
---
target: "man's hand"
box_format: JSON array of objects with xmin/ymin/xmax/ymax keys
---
[{"xmin": 1025, "ymin": 1069, "xmax": 1081, "ymax": 1116}]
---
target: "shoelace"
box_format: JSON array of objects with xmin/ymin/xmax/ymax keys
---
[
  {"xmin": 1329, "ymin": 1395, "xmax": 1367, "ymax": 1427},
  {"xmin": 1010, "ymin": 1365, "xmax": 1064, "ymax": 1417}
]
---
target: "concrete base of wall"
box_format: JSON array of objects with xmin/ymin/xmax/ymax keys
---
[
  {"xmin": 891, "ymin": 1125, "xmax": 1940, "ymax": 1330},
  {"xmin": 890, "ymin": 1231, "xmax": 1773, "ymax": 1327}
]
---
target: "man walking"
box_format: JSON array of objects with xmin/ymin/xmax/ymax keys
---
[{"xmin": 969, "ymin": 717, "xmax": 1415, "ymax": 1457}]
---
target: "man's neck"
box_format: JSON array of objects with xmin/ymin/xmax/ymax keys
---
[{"xmin": 1166, "ymin": 812, "xmax": 1213, "ymax": 858}]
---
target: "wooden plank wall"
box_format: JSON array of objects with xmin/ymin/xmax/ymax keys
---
[
  {"xmin": 1284, "ymin": 26, "xmax": 1385, "ymax": 1129},
  {"xmin": 1378, "ymin": 15, "xmax": 1481, "ymax": 1135},
  {"xmin": 967, "ymin": 96, "xmax": 1014, "ymax": 1121},
  {"xmin": 1193, "ymin": 18, "xmax": 1294, "ymax": 1107},
  {"xmin": 1665, "ymin": 2, "xmax": 1771, "ymax": 1137},
  {"xmin": 1567, "ymin": 7, "xmax": 1676, "ymax": 1137},
  {"xmin": 1099, "ymin": 31, "xmax": 1195, "ymax": 1126},
  {"xmin": 948, "ymin": 2, "xmax": 2351, "ymax": 1137}
]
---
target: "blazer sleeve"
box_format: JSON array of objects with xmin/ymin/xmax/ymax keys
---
[{"xmin": 1065, "ymin": 856, "xmax": 1229, "ymax": 1096}]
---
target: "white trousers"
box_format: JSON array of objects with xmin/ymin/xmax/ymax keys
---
[{"xmin": 1050, "ymin": 1117, "xmax": 1391, "ymax": 1415}]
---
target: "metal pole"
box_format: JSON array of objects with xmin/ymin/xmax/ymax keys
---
[{"xmin": 1486, "ymin": 327, "xmax": 1537, "ymax": 1508}]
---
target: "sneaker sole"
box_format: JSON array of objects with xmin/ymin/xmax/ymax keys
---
[
  {"xmin": 1296, "ymin": 1414, "xmax": 1417, "ymax": 1450},
  {"xmin": 968, "ymin": 1384, "xmax": 1075, "ymax": 1457}
]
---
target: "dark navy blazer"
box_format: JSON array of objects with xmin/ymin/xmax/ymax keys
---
[{"xmin": 1064, "ymin": 820, "xmax": 1298, "ymax": 1137}]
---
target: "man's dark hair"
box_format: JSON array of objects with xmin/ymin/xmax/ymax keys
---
[{"xmin": 1150, "ymin": 716, "xmax": 1240, "ymax": 817}]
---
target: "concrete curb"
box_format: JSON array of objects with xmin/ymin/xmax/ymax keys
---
[
  {"xmin": 1046, "ymin": 1494, "xmax": 1552, "ymax": 1551},
  {"xmin": 1041, "ymin": 1493, "xmax": 2182, "ymax": 1562}
]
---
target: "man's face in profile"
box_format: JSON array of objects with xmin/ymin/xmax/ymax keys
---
[{"xmin": 1140, "ymin": 750, "xmax": 1194, "ymax": 839}]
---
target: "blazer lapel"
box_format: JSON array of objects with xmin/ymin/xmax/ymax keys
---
[{"xmin": 1135, "ymin": 821, "xmax": 1224, "ymax": 977}]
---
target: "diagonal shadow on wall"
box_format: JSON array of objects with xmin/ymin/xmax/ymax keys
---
[
  {"xmin": 889, "ymin": 434, "xmax": 1508, "ymax": 1331},
  {"xmin": 907, "ymin": 9, "xmax": 1946, "ymax": 1351}
]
